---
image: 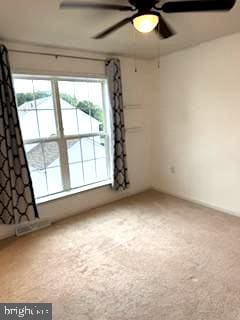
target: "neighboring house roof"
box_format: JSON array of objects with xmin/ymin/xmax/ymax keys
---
[
  {"xmin": 18, "ymin": 96, "xmax": 51, "ymax": 111},
  {"xmin": 18, "ymin": 97, "xmax": 104, "ymax": 170},
  {"xmin": 19, "ymin": 96, "xmax": 100, "ymax": 142},
  {"xmin": 19, "ymin": 96, "xmax": 99, "ymax": 126},
  {"xmin": 27, "ymin": 139, "xmax": 75, "ymax": 170}
]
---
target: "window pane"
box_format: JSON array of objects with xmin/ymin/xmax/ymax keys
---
[
  {"xmin": 37, "ymin": 110, "xmax": 57, "ymax": 138},
  {"xmin": 14, "ymin": 79, "xmax": 53, "ymax": 109},
  {"xmin": 14, "ymin": 79, "xmax": 35, "ymax": 108},
  {"xmin": 14, "ymin": 78, "xmax": 56, "ymax": 140},
  {"xmin": 18, "ymin": 110, "xmax": 39, "ymax": 140},
  {"xmin": 96, "ymin": 158, "xmax": 108, "ymax": 181},
  {"xmin": 58, "ymin": 80, "xmax": 104, "ymax": 135},
  {"xmin": 76, "ymin": 108, "xmax": 92, "ymax": 134},
  {"xmin": 85, "ymin": 82, "xmax": 104, "ymax": 133},
  {"xmin": 81, "ymin": 137, "xmax": 94, "ymax": 161},
  {"xmin": 25, "ymin": 143, "xmax": 44, "ymax": 170},
  {"xmin": 31, "ymin": 170, "xmax": 48, "ymax": 198},
  {"xmin": 32, "ymin": 80, "xmax": 53, "ymax": 109},
  {"xmin": 83, "ymin": 160, "xmax": 96, "ymax": 185},
  {"xmin": 94, "ymin": 136, "xmax": 106, "ymax": 159},
  {"xmin": 25, "ymin": 141, "xmax": 62, "ymax": 198},
  {"xmin": 61, "ymin": 109, "xmax": 78, "ymax": 135},
  {"xmin": 69, "ymin": 163, "xmax": 84, "ymax": 189},
  {"xmin": 67, "ymin": 139, "xmax": 82, "ymax": 164},
  {"xmin": 86, "ymin": 82, "xmax": 103, "ymax": 107},
  {"xmin": 46, "ymin": 167, "xmax": 63, "ymax": 194},
  {"xmin": 42, "ymin": 142, "xmax": 60, "ymax": 168}
]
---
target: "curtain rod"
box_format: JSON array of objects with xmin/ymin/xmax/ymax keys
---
[{"xmin": 8, "ymin": 49, "xmax": 106, "ymax": 63}]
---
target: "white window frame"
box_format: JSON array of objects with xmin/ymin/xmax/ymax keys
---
[{"xmin": 13, "ymin": 74, "xmax": 113, "ymax": 203}]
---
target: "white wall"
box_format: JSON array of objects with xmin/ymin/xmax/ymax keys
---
[
  {"xmin": 0, "ymin": 42, "xmax": 154, "ymax": 239},
  {"xmin": 3, "ymin": 32, "xmax": 240, "ymax": 240},
  {"xmin": 152, "ymin": 33, "xmax": 240, "ymax": 216}
]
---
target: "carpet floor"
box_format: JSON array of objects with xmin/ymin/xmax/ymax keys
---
[{"xmin": 0, "ymin": 190, "xmax": 240, "ymax": 320}]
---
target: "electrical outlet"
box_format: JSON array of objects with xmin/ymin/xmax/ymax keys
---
[{"xmin": 170, "ymin": 166, "xmax": 175, "ymax": 174}]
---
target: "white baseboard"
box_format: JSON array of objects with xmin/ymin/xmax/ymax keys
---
[
  {"xmin": 153, "ymin": 187, "xmax": 240, "ymax": 218},
  {"xmin": 0, "ymin": 226, "xmax": 15, "ymax": 241},
  {"xmin": 0, "ymin": 186, "xmax": 151, "ymax": 241}
]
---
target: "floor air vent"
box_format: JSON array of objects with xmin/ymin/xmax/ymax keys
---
[{"xmin": 16, "ymin": 219, "xmax": 51, "ymax": 237}]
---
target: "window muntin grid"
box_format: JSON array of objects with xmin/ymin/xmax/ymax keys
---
[{"xmin": 13, "ymin": 75, "xmax": 112, "ymax": 200}]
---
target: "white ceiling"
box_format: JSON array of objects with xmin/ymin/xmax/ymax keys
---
[{"xmin": 0, "ymin": 0, "xmax": 240, "ymax": 59}]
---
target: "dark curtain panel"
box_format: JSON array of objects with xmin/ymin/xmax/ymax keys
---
[
  {"xmin": 0, "ymin": 45, "xmax": 38, "ymax": 224},
  {"xmin": 106, "ymin": 58, "xmax": 129, "ymax": 190}
]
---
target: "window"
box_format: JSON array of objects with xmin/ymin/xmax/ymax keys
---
[{"xmin": 13, "ymin": 75, "xmax": 112, "ymax": 201}]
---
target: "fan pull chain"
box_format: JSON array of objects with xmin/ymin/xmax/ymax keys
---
[
  {"xmin": 134, "ymin": 59, "xmax": 138, "ymax": 73},
  {"xmin": 158, "ymin": 23, "xmax": 161, "ymax": 69},
  {"xmin": 132, "ymin": 28, "xmax": 138, "ymax": 73}
]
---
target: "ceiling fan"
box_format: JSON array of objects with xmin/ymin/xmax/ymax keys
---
[{"xmin": 59, "ymin": 0, "xmax": 236, "ymax": 39}]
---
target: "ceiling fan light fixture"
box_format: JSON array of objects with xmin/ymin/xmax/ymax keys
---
[{"xmin": 133, "ymin": 14, "xmax": 159, "ymax": 33}]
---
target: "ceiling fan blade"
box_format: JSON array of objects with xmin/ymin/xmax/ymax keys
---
[
  {"xmin": 155, "ymin": 14, "xmax": 175, "ymax": 39},
  {"xmin": 60, "ymin": 1, "xmax": 133, "ymax": 11},
  {"xmin": 162, "ymin": 0, "xmax": 236, "ymax": 13},
  {"xmin": 93, "ymin": 17, "xmax": 132, "ymax": 39}
]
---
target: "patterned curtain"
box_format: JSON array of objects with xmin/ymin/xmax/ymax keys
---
[
  {"xmin": 106, "ymin": 58, "xmax": 129, "ymax": 190},
  {"xmin": 0, "ymin": 45, "xmax": 38, "ymax": 224}
]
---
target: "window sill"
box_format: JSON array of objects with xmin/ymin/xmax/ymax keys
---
[{"xmin": 36, "ymin": 179, "xmax": 113, "ymax": 205}]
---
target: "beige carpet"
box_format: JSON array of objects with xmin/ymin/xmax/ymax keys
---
[{"xmin": 1, "ymin": 190, "xmax": 240, "ymax": 320}]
